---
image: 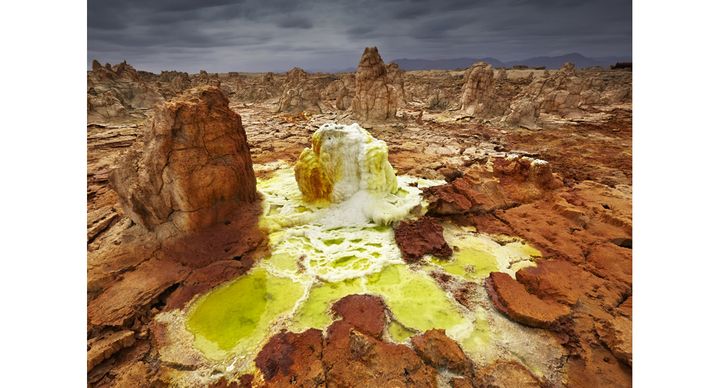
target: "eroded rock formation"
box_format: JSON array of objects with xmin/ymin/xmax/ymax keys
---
[
  {"xmin": 351, "ymin": 47, "xmax": 403, "ymax": 123},
  {"xmin": 277, "ymin": 67, "xmax": 322, "ymax": 113},
  {"xmin": 424, "ymin": 154, "xmax": 562, "ymax": 215},
  {"xmin": 87, "ymin": 60, "xmax": 163, "ymax": 122},
  {"xmin": 323, "ymin": 74, "xmax": 355, "ymax": 110},
  {"xmin": 460, "ymin": 62, "xmax": 495, "ymax": 116},
  {"xmin": 110, "ymin": 86, "xmax": 257, "ymax": 232}
]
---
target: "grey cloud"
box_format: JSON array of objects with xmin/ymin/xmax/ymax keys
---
[{"xmin": 88, "ymin": 0, "xmax": 631, "ymax": 73}]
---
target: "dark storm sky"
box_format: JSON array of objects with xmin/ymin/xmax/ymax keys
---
[{"xmin": 88, "ymin": 0, "xmax": 632, "ymax": 73}]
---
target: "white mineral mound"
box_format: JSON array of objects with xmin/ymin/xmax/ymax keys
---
[
  {"xmin": 291, "ymin": 123, "xmax": 408, "ymax": 225},
  {"xmin": 295, "ymin": 122, "xmax": 398, "ymax": 202}
]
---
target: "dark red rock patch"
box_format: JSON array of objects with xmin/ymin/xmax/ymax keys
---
[
  {"xmin": 254, "ymin": 329, "xmax": 325, "ymax": 387},
  {"xmin": 331, "ymin": 294, "xmax": 387, "ymax": 338},
  {"xmin": 393, "ymin": 217, "xmax": 452, "ymax": 263}
]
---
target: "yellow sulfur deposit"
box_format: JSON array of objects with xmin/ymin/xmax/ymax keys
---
[{"xmin": 294, "ymin": 123, "xmax": 398, "ymax": 202}]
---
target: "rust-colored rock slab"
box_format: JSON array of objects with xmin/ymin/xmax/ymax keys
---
[
  {"xmin": 331, "ymin": 294, "xmax": 387, "ymax": 338},
  {"xmin": 485, "ymin": 272, "xmax": 571, "ymax": 328},
  {"xmin": 323, "ymin": 294, "xmax": 437, "ymax": 387},
  {"xmin": 87, "ymin": 329, "xmax": 136, "ymax": 370},
  {"xmin": 586, "ymin": 242, "xmax": 632, "ymax": 287},
  {"xmin": 474, "ymin": 360, "xmax": 544, "ymax": 388},
  {"xmin": 324, "ymin": 324, "xmax": 437, "ymax": 388},
  {"xmin": 597, "ymin": 315, "xmax": 632, "ymax": 366},
  {"xmin": 411, "ymin": 329, "xmax": 473, "ymax": 375},
  {"xmin": 88, "ymin": 258, "xmax": 190, "ymax": 328},
  {"xmin": 394, "ymin": 217, "xmax": 452, "ymax": 263},
  {"xmin": 515, "ymin": 259, "xmax": 587, "ymax": 306},
  {"xmin": 255, "ymin": 329, "xmax": 325, "ymax": 387}
]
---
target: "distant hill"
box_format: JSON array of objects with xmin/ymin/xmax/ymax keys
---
[
  {"xmin": 390, "ymin": 53, "xmax": 631, "ymax": 71},
  {"xmin": 391, "ymin": 57, "xmax": 505, "ymax": 71}
]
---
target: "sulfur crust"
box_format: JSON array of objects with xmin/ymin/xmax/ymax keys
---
[{"xmin": 295, "ymin": 122, "xmax": 398, "ymax": 203}]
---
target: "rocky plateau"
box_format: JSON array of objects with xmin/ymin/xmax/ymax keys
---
[{"xmin": 87, "ymin": 47, "xmax": 632, "ymax": 387}]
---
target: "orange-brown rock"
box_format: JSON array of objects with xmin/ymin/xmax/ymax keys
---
[
  {"xmin": 209, "ymin": 375, "xmax": 253, "ymax": 387},
  {"xmin": 88, "ymin": 258, "xmax": 190, "ymax": 328},
  {"xmin": 424, "ymin": 155, "xmax": 560, "ymax": 216},
  {"xmin": 424, "ymin": 177, "xmax": 508, "ymax": 215},
  {"xmin": 474, "ymin": 360, "xmax": 544, "ymax": 387},
  {"xmin": 489, "ymin": 155, "xmax": 563, "ymax": 202},
  {"xmin": 485, "ymin": 272, "xmax": 571, "ymax": 328},
  {"xmin": 255, "ymin": 329, "xmax": 325, "ymax": 387},
  {"xmin": 515, "ymin": 259, "xmax": 587, "ymax": 306},
  {"xmin": 449, "ymin": 377, "xmax": 473, "ymax": 388},
  {"xmin": 411, "ymin": 329, "xmax": 473, "ymax": 375},
  {"xmin": 331, "ymin": 294, "xmax": 387, "ymax": 338},
  {"xmin": 323, "ymin": 294, "xmax": 437, "ymax": 387},
  {"xmin": 617, "ymin": 296, "xmax": 632, "ymax": 318},
  {"xmin": 351, "ymin": 47, "xmax": 403, "ymax": 123},
  {"xmin": 394, "ymin": 217, "xmax": 452, "ymax": 263},
  {"xmin": 324, "ymin": 324, "xmax": 437, "ymax": 387},
  {"xmin": 87, "ymin": 329, "xmax": 136, "ymax": 370},
  {"xmin": 597, "ymin": 315, "xmax": 632, "ymax": 366},
  {"xmin": 586, "ymin": 242, "xmax": 632, "ymax": 287},
  {"xmin": 110, "ymin": 86, "xmax": 257, "ymax": 232}
]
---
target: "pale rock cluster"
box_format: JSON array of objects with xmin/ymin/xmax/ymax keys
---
[{"xmin": 277, "ymin": 67, "xmax": 323, "ymax": 114}]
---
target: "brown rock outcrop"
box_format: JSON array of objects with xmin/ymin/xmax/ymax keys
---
[
  {"xmin": 110, "ymin": 86, "xmax": 257, "ymax": 232},
  {"xmin": 255, "ymin": 329, "xmax": 326, "ymax": 387},
  {"xmin": 423, "ymin": 155, "xmax": 561, "ymax": 215},
  {"xmin": 474, "ymin": 360, "xmax": 544, "ymax": 387},
  {"xmin": 331, "ymin": 294, "xmax": 387, "ymax": 338},
  {"xmin": 393, "ymin": 217, "xmax": 452, "ymax": 262},
  {"xmin": 515, "ymin": 260, "xmax": 586, "ymax": 305},
  {"xmin": 87, "ymin": 329, "xmax": 136, "ymax": 370},
  {"xmin": 503, "ymin": 97, "xmax": 541, "ymax": 129},
  {"xmin": 351, "ymin": 47, "xmax": 403, "ymax": 123},
  {"xmin": 597, "ymin": 315, "xmax": 632, "ymax": 366},
  {"xmin": 87, "ymin": 90, "xmax": 129, "ymax": 121},
  {"xmin": 323, "ymin": 74, "xmax": 355, "ymax": 110},
  {"xmin": 485, "ymin": 272, "xmax": 571, "ymax": 328},
  {"xmin": 424, "ymin": 176, "xmax": 509, "ymax": 215},
  {"xmin": 277, "ymin": 67, "xmax": 322, "ymax": 113},
  {"xmin": 88, "ymin": 258, "xmax": 190, "ymax": 328},
  {"xmin": 87, "ymin": 61, "xmax": 163, "ymax": 121},
  {"xmin": 411, "ymin": 329, "xmax": 473, "ymax": 375},
  {"xmin": 386, "ymin": 62, "xmax": 406, "ymax": 107},
  {"xmin": 158, "ymin": 71, "xmax": 191, "ymax": 97},
  {"xmin": 323, "ymin": 294, "xmax": 437, "ymax": 387},
  {"xmin": 251, "ymin": 294, "xmax": 437, "ymax": 387}
]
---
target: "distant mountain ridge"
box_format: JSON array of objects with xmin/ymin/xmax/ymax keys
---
[{"xmin": 391, "ymin": 53, "xmax": 631, "ymax": 71}]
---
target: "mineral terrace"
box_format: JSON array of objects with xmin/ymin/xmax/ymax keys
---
[{"xmin": 87, "ymin": 47, "xmax": 632, "ymax": 387}]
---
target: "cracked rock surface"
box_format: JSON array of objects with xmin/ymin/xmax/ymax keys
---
[
  {"xmin": 86, "ymin": 54, "xmax": 632, "ymax": 387},
  {"xmin": 110, "ymin": 85, "xmax": 257, "ymax": 232}
]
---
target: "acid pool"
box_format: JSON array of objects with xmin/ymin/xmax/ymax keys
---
[{"xmin": 183, "ymin": 164, "xmax": 540, "ymax": 373}]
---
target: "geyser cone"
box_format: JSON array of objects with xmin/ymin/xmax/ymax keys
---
[{"xmin": 294, "ymin": 122, "xmax": 398, "ymax": 202}]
